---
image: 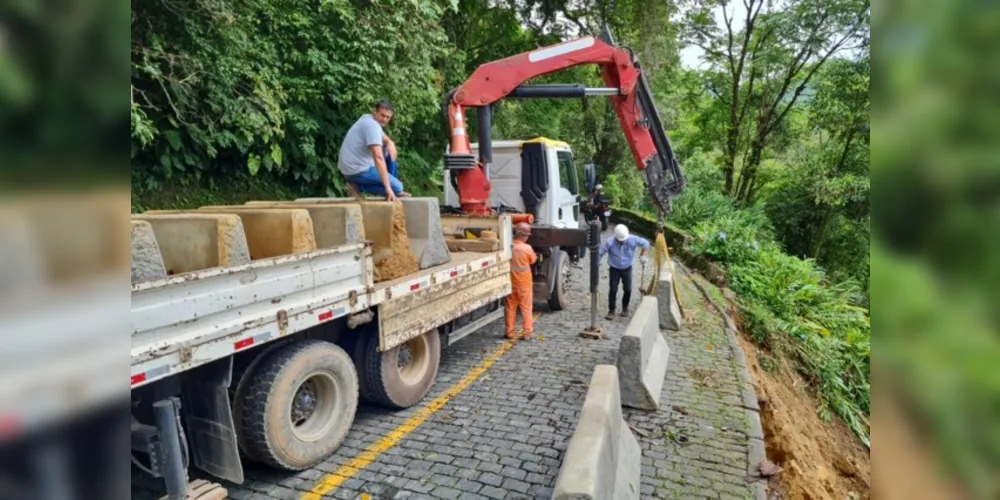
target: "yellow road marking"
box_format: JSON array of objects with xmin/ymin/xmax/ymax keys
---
[{"xmin": 302, "ymin": 313, "xmax": 539, "ymax": 499}]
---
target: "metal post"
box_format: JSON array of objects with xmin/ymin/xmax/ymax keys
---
[
  {"xmin": 581, "ymin": 220, "xmax": 603, "ymax": 339},
  {"xmin": 154, "ymin": 399, "xmax": 188, "ymax": 500}
]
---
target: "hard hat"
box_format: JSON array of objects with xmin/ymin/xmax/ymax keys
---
[
  {"xmin": 595, "ymin": 183, "xmax": 603, "ymax": 190},
  {"xmin": 514, "ymin": 222, "xmax": 532, "ymax": 237},
  {"xmin": 614, "ymin": 224, "xmax": 629, "ymax": 242}
]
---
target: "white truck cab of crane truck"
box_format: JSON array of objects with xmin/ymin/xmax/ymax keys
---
[
  {"xmin": 444, "ymin": 137, "xmax": 594, "ymax": 311},
  {"xmin": 444, "ymin": 137, "xmax": 583, "ymax": 230}
]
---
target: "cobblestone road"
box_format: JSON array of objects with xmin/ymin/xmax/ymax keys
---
[{"xmin": 134, "ymin": 236, "xmax": 760, "ymax": 500}]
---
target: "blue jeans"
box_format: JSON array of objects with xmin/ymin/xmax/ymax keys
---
[{"xmin": 346, "ymin": 151, "xmax": 404, "ymax": 196}]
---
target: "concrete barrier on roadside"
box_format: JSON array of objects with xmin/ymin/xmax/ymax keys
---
[
  {"xmin": 130, "ymin": 220, "xmax": 166, "ymax": 284},
  {"xmin": 132, "ymin": 213, "xmax": 251, "ymax": 275},
  {"xmin": 657, "ymin": 261, "xmax": 683, "ymax": 331},
  {"xmin": 552, "ymin": 365, "xmax": 641, "ymax": 500},
  {"xmin": 618, "ymin": 296, "xmax": 670, "ymax": 411}
]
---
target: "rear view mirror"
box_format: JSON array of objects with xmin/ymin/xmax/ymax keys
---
[{"xmin": 584, "ymin": 163, "xmax": 597, "ymax": 193}]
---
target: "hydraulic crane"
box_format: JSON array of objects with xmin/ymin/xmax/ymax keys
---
[{"xmin": 443, "ymin": 26, "xmax": 685, "ymax": 218}]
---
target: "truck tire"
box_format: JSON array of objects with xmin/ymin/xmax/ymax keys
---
[
  {"xmin": 239, "ymin": 340, "xmax": 358, "ymax": 470},
  {"xmin": 361, "ymin": 330, "xmax": 441, "ymax": 409},
  {"xmin": 230, "ymin": 340, "xmax": 290, "ymax": 462},
  {"xmin": 548, "ymin": 250, "xmax": 571, "ymax": 311},
  {"xmin": 350, "ymin": 331, "xmax": 374, "ymax": 403}
]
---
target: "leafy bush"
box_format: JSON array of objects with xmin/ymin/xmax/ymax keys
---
[
  {"xmin": 688, "ymin": 206, "xmax": 775, "ymax": 266},
  {"xmin": 728, "ymin": 248, "xmax": 870, "ymax": 443},
  {"xmin": 670, "ymin": 185, "xmax": 735, "ymax": 230}
]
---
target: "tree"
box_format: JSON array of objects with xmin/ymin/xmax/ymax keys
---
[
  {"xmin": 765, "ymin": 55, "xmax": 869, "ymax": 288},
  {"xmin": 131, "ymin": 0, "xmax": 457, "ymax": 198},
  {"xmin": 684, "ymin": 0, "xmax": 870, "ymax": 202}
]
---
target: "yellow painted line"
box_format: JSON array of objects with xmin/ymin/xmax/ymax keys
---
[{"xmin": 302, "ymin": 313, "xmax": 539, "ymax": 499}]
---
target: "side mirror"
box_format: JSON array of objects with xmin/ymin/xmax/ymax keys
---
[{"xmin": 583, "ymin": 163, "xmax": 597, "ymax": 193}]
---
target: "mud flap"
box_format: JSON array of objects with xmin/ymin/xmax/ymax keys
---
[{"xmin": 180, "ymin": 357, "xmax": 244, "ymax": 484}]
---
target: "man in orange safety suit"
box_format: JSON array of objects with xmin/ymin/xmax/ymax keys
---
[{"xmin": 506, "ymin": 222, "xmax": 537, "ymax": 340}]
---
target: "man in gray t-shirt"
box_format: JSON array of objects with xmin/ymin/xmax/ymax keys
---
[{"xmin": 338, "ymin": 100, "xmax": 406, "ymax": 201}]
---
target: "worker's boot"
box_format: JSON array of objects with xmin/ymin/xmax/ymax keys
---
[
  {"xmin": 605, "ymin": 311, "xmax": 615, "ymax": 321},
  {"xmin": 620, "ymin": 308, "xmax": 630, "ymax": 318}
]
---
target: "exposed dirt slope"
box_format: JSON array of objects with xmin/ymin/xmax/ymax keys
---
[{"xmin": 737, "ymin": 334, "xmax": 871, "ymax": 500}]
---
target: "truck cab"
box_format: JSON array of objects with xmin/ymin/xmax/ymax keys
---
[
  {"xmin": 444, "ymin": 137, "xmax": 582, "ymax": 230},
  {"xmin": 444, "ymin": 137, "xmax": 589, "ymax": 310}
]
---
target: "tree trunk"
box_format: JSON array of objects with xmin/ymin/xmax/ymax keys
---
[
  {"xmin": 736, "ymin": 138, "xmax": 765, "ymax": 203},
  {"xmin": 811, "ymin": 207, "xmax": 833, "ymax": 260},
  {"xmin": 723, "ymin": 92, "xmax": 740, "ymax": 195}
]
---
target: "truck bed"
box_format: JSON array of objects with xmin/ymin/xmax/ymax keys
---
[
  {"xmin": 132, "ymin": 252, "xmax": 512, "ymax": 390},
  {"xmin": 131, "ymin": 244, "xmax": 374, "ymax": 389},
  {"xmin": 374, "ymin": 251, "xmax": 511, "ymax": 351},
  {"xmin": 131, "ymin": 213, "xmax": 514, "ymax": 390}
]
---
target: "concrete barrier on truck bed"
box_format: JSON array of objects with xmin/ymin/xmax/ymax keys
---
[
  {"xmin": 26, "ymin": 197, "xmax": 129, "ymax": 283},
  {"xmin": 552, "ymin": 365, "xmax": 641, "ymax": 500},
  {"xmin": 295, "ymin": 197, "xmax": 450, "ymax": 269},
  {"xmin": 657, "ymin": 261, "xmax": 683, "ymax": 331},
  {"xmin": 397, "ymin": 197, "xmax": 451, "ymax": 269},
  {"xmin": 617, "ymin": 296, "xmax": 671, "ymax": 411},
  {"xmin": 202, "ymin": 204, "xmax": 365, "ymax": 249},
  {"xmin": 0, "ymin": 209, "xmax": 47, "ymax": 290},
  {"xmin": 130, "ymin": 220, "xmax": 167, "ymax": 284},
  {"xmin": 289, "ymin": 198, "xmax": 419, "ymax": 281},
  {"xmin": 132, "ymin": 213, "xmax": 251, "ymax": 275},
  {"xmin": 185, "ymin": 208, "xmax": 317, "ymax": 260}
]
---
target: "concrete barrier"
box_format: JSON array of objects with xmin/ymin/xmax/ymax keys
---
[
  {"xmin": 618, "ymin": 296, "xmax": 670, "ymax": 411},
  {"xmin": 203, "ymin": 204, "xmax": 365, "ymax": 249},
  {"xmin": 130, "ymin": 220, "xmax": 166, "ymax": 284},
  {"xmin": 657, "ymin": 261, "xmax": 683, "ymax": 331},
  {"xmin": 0, "ymin": 208, "xmax": 46, "ymax": 290},
  {"xmin": 398, "ymin": 198, "xmax": 451, "ymax": 269},
  {"xmin": 185, "ymin": 208, "xmax": 317, "ymax": 260},
  {"xmin": 133, "ymin": 214, "xmax": 251, "ymax": 275},
  {"xmin": 552, "ymin": 365, "xmax": 641, "ymax": 500},
  {"xmin": 290, "ymin": 199, "xmax": 419, "ymax": 280},
  {"xmin": 23, "ymin": 196, "xmax": 129, "ymax": 283},
  {"xmin": 295, "ymin": 197, "xmax": 450, "ymax": 269}
]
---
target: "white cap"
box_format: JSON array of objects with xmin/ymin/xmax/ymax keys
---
[
  {"xmin": 595, "ymin": 183, "xmax": 603, "ymax": 190},
  {"xmin": 614, "ymin": 224, "xmax": 629, "ymax": 242}
]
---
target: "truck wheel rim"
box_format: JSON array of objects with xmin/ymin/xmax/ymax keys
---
[
  {"xmin": 397, "ymin": 335, "xmax": 430, "ymax": 386},
  {"xmin": 290, "ymin": 372, "xmax": 341, "ymax": 442}
]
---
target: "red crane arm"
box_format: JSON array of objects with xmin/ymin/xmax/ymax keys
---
[
  {"xmin": 446, "ymin": 32, "xmax": 684, "ymax": 216},
  {"xmin": 451, "ymin": 36, "xmax": 637, "ymax": 106}
]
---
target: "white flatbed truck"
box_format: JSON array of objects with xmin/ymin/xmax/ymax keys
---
[{"xmin": 130, "ymin": 211, "xmax": 513, "ymax": 499}]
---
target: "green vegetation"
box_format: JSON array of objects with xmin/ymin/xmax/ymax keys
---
[{"xmin": 130, "ymin": 0, "xmax": 870, "ymax": 444}]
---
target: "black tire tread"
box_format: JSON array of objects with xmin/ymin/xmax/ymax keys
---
[
  {"xmin": 548, "ymin": 251, "xmax": 570, "ymax": 311},
  {"xmin": 240, "ymin": 340, "xmax": 357, "ymax": 470},
  {"xmin": 361, "ymin": 334, "xmax": 398, "ymax": 408},
  {"xmin": 361, "ymin": 331, "xmax": 440, "ymax": 409}
]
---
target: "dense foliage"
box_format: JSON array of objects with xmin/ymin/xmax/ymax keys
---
[{"xmin": 131, "ymin": 0, "xmax": 871, "ymax": 443}]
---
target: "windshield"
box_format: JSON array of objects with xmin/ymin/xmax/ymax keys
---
[{"xmin": 556, "ymin": 151, "xmax": 579, "ymax": 196}]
